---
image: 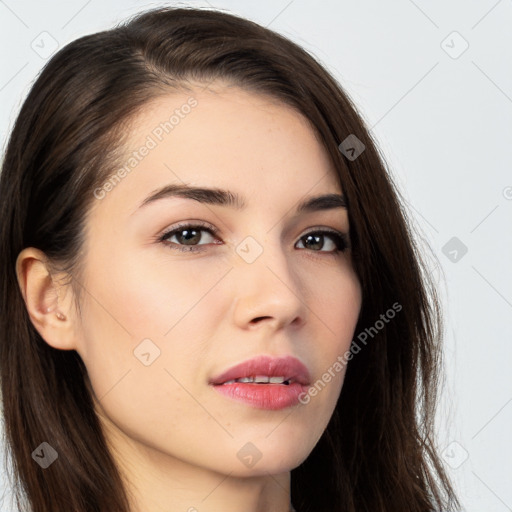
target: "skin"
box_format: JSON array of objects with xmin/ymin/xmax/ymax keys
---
[{"xmin": 17, "ymin": 83, "xmax": 362, "ymax": 512}]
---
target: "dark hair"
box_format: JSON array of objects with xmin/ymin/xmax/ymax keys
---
[{"xmin": 0, "ymin": 6, "xmax": 460, "ymax": 512}]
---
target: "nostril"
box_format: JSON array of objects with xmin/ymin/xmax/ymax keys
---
[{"xmin": 251, "ymin": 316, "xmax": 272, "ymax": 323}]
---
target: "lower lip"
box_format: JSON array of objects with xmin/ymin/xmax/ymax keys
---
[{"xmin": 212, "ymin": 382, "xmax": 308, "ymax": 410}]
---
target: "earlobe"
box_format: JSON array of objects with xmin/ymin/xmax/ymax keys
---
[{"xmin": 15, "ymin": 247, "xmax": 75, "ymax": 351}]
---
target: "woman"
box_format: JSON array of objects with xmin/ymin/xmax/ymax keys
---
[{"xmin": 0, "ymin": 6, "xmax": 461, "ymax": 512}]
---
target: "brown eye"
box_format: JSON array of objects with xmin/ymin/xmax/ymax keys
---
[
  {"xmin": 159, "ymin": 222, "xmax": 219, "ymax": 252},
  {"xmin": 296, "ymin": 230, "xmax": 349, "ymax": 253}
]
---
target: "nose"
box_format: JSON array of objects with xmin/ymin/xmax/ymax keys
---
[{"xmin": 231, "ymin": 239, "xmax": 307, "ymax": 332}]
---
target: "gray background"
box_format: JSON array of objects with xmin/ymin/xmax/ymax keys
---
[{"xmin": 1, "ymin": 1, "xmax": 511, "ymax": 510}]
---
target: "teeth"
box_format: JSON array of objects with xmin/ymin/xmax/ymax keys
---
[{"xmin": 222, "ymin": 376, "xmax": 292, "ymax": 384}]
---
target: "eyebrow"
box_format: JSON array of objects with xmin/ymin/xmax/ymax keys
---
[{"xmin": 136, "ymin": 184, "xmax": 347, "ymax": 214}]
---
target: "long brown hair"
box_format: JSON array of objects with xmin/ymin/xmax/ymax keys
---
[{"xmin": 0, "ymin": 6, "xmax": 460, "ymax": 511}]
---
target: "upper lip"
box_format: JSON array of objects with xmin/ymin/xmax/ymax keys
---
[{"xmin": 209, "ymin": 355, "xmax": 311, "ymax": 386}]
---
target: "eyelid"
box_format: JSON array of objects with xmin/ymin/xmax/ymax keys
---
[{"xmin": 157, "ymin": 220, "xmax": 219, "ymax": 239}]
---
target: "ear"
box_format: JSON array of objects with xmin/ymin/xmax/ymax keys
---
[{"xmin": 15, "ymin": 247, "xmax": 77, "ymax": 350}]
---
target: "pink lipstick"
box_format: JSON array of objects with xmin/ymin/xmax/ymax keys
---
[{"xmin": 209, "ymin": 355, "xmax": 311, "ymax": 410}]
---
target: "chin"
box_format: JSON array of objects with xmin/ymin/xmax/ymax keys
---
[
  {"xmin": 221, "ymin": 436, "xmax": 315, "ymax": 477},
  {"xmin": 227, "ymin": 455, "xmax": 309, "ymax": 478}
]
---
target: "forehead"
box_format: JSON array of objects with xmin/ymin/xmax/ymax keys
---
[{"xmin": 90, "ymin": 84, "xmax": 341, "ymax": 219}]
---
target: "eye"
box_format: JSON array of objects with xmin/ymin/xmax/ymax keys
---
[
  {"xmin": 158, "ymin": 221, "xmax": 220, "ymax": 253},
  {"xmin": 296, "ymin": 229, "xmax": 349, "ymax": 253},
  {"xmin": 158, "ymin": 222, "xmax": 350, "ymax": 254}
]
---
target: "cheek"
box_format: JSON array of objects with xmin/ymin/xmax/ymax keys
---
[
  {"xmin": 75, "ymin": 254, "xmax": 231, "ymax": 394},
  {"xmin": 81, "ymin": 249, "xmax": 227, "ymax": 338},
  {"xmin": 298, "ymin": 263, "xmax": 361, "ymax": 409},
  {"xmin": 75, "ymin": 256, "xmax": 227, "ymax": 454},
  {"xmin": 305, "ymin": 259, "xmax": 362, "ymax": 348}
]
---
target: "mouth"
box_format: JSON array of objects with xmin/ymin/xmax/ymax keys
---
[{"xmin": 209, "ymin": 355, "xmax": 311, "ymax": 410}]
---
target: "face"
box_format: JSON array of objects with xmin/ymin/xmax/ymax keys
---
[{"xmin": 73, "ymin": 83, "xmax": 362, "ymax": 478}]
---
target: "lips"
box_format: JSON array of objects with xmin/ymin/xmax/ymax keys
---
[
  {"xmin": 210, "ymin": 355, "xmax": 311, "ymax": 386},
  {"xmin": 209, "ymin": 355, "xmax": 311, "ymax": 410}
]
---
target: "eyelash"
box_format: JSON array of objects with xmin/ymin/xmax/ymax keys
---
[{"xmin": 157, "ymin": 221, "xmax": 350, "ymax": 255}]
